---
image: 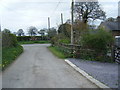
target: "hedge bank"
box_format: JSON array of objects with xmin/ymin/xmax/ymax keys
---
[{"xmin": 1, "ymin": 33, "xmax": 23, "ymax": 70}]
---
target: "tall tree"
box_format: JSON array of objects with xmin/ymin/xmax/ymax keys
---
[
  {"xmin": 74, "ymin": 1, "xmax": 106, "ymax": 23},
  {"xmin": 2, "ymin": 28, "xmax": 11, "ymax": 34},
  {"xmin": 38, "ymin": 29, "xmax": 47, "ymax": 36},
  {"xmin": 17, "ymin": 29, "xmax": 24, "ymax": 36},
  {"xmin": 28, "ymin": 26, "xmax": 38, "ymax": 36}
]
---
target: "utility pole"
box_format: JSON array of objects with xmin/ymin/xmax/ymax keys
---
[
  {"xmin": 61, "ymin": 13, "xmax": 64, "ymax": 33},
  {"xmin": 71, "ymin": 0, "xmax": 74, "ymax": 44},
  {"xmin": 48, "ymin": 17, "xmax": 50, "ymax": 31},
  {"xmin": 61, "ymin": 13, "xmax": 63, "ymax": 25}
]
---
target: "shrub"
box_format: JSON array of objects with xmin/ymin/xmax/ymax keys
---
[
  {"xmin": 58, "ymin": 39, "xmax": 70, "ymax": 44},
  {"xmin": 58, "ymin": 23, "xmax": 71, "ymax": 38},
  {"xmin": 81, "ymin": 29, "xmax": 114, "ymax": 61},
  {"xmin": 51, "ymin": 34, "xmax": 70, "ymax": 46}
]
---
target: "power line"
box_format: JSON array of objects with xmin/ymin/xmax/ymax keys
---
[
  {"xmin": 50, "ymin": 0, "xmax": 63, "ymax": 17},
  {"xmin": 2, "ymin": 8, "xmax": 48, "ymax": 18},
  {"xmin": 1, "ymin": 1, "xmax": 69, "ymax": 30},
  {"xmin": 1, "ymin": 1, "xmax": 67, "ymax": 19},
  {"xmin": 0, "ymin": 4, "xmax": 47, "ymax": 18}
]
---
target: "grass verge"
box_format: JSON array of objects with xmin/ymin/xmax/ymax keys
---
[
  {"xmin": 1, "ymin": 45, "xmax": 23, "ymax": 70},
  {"xmin": 48, "ymin": 46, "xmax": 67, "ymax": 59},
  {"xmin": 18, "ymin": 40, "xmax": 50, "ymax": 44}
]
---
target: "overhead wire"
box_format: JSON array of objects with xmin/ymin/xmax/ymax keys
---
[
  {"xmin": 1, "ymin": 1, "xmax": 69, "ymax": 30},
  {"xmin": 50, "ymin": 0, "xmax": 63, "ymax": 17},
  {"xmin": 1, "ymin": 1, "xmax": 67, "ymax": 18}
]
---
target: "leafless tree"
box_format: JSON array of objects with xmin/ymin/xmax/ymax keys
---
[
  {"xmin": 74, "ymin": 1, "xmax": 106, "ymax": 23},
  {"xmin": 2, "ymin": 28, "xmax": 11, "ymax": 34}
]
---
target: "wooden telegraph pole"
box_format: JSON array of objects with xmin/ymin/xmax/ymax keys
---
[
  {"xmin": 48, "ymin": 17, "xmax": 50, "ymax": 31},
  {"xmin": 61, "ymin": 13, "xmax": 63, "ymax": 25},
  {"xmin": 61, "ymin": 13, "xmax": 64, "ymax": 34},
  {"xmin": 71, "ymin": 0, "xmax": 74, "ymax": 44}
]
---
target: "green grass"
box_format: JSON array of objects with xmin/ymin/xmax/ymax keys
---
[
  {"xmin": 1, "ymin": 45, "xmax": 23, "ymax": 70},
  {"xmin": 48, "ymin": 46, "xmax": 67, "ymax": 59},
  {"xmin": 0, "ymin": 46, "xmax": 1, "ymax": 71},
  {"xmin": 18, "ymin": 40, "xmax": 50, "ymax": 44}
]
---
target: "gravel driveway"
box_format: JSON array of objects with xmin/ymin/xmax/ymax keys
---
[
  {"xmin": 68, "ymin": 58, "xmax": 119, "ymax": 88},
  {"xmin": 2, "ymin": 44, "xmax": 98, "ymax": 88}
]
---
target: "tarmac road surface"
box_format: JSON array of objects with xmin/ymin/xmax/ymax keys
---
[{"xmin": 2, "ymin": 44, "xmax": 98, "ymax": 88}]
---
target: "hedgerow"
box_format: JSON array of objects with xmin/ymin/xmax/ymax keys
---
[{"xmin": 1, "ymin": 33, "xmax": 23, "ymax": 70}]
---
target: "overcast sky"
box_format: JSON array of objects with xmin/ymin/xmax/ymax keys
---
[{"xmin": 0, "ymin": 0, "xmax": 119, "ymax": 33}]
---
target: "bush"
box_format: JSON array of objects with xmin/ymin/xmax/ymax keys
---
[
  {"xmin": 81, "ymin": 29, "xmax": 114, "ymax": 61},
  {"xmin": 51, "ymin": 34, "xmax": 70, "ymax": 46},
  {"xmin": 2, "ymin": 33, "xmax": 18, "ymax": 48},
  {"xmin": 58, "ymin": 39, "xmax": 70, "ymax": 44},
  {"xmin": 58, "ymin": 23, "xmax": 71, "ymax": 38}
]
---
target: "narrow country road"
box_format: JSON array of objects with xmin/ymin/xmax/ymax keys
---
[{"xmin": 2, "ymin": 44, "xmax": 98, "ymax": 88}]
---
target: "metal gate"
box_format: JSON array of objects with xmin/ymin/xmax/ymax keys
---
[{"xmin": 114, "ymin": 47, "xmax": 120, "ymax": 64}]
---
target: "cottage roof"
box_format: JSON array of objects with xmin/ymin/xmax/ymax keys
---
[
  {"xmin": 100, "ymin": 17, "xmax": 120, "ymax": 31},
  {"xmin": 102, "ymin": 22, "xmax": 120, "ymax": 31}
]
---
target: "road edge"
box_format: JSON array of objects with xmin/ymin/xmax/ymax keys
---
[{"xmin": 65, "ymin": 59, "xmax": 111, "ymax": 89}]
